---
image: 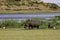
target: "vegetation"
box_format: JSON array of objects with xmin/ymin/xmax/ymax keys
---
[
  {"xmin": 0, "ymin": 0, "xmax": 60, "ymax": 13},
  {"xmin": 0, "ymin": 20, "xmax": 23, "ymax": 28},
  {"xmin": 0, "ymin": 29, "xmax": 60, "ymax": 40},
  {"xmin": 0, "ymin": 18, "xmax": 60, "ymax": 40},
  {"xmin": 0, "ymin": 17, "xmax": 60, "ymax": 29},
  {"xmin": 55, "ymin": 16, "xmax": 60, "ymax": 20}
]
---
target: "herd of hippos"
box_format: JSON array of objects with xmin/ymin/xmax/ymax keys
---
[
  {"xmin": 2, "ymin": 20, "xmax": 56, "ymax": 30},
  {"xmin": 24, "ymin": 20, "xmax": 56, "ymax": 30}
]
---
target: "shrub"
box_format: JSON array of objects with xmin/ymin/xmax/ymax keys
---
[{"xmin": 0, "ymin": 20, "xmax": 22, "ymax": 28}]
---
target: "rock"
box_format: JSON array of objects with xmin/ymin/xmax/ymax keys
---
[
  {"xmin": 53, "ymin": 27, "xmax": 56, "ymax": 30},
  {"xmin": 2, "ymin": 27, "xmax": 6, "ymax": 29}
]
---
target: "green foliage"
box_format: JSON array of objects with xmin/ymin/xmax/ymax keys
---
[
  {"xmin": 49, "ymin": 4, "xmax": 59, "ymax": 9},
  {"xmin": 0, "ymin": 17, "xmax": 60, "ymax": 29},
  {"xmin": 55, "ymin": 16, "xmax": 60, "ymax": 20},
  {"xmin": 0, "ymin": 20, "xmax": 22, "ymax": 28},
  {"xmin": 40, "ymin": 21, "xmax": 48, "ymax": 29}
]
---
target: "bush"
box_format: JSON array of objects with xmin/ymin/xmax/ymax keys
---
[{"xmin": 0, "ymin": 20, "xmax": 23, "ymax": 28}]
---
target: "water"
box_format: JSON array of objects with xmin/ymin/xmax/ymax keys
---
[{"xmin": 0, "ymin": 13, "xmax": 60, "ymax": 20}]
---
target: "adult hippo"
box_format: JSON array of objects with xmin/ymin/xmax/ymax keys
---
[{"xmin": 24, "ymin": 21, "xmax": 40, "ymax": 29}]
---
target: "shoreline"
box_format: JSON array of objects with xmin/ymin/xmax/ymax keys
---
[{"xmin": 0, "ymin": 11, "xmax": 60, "ymax": 14}]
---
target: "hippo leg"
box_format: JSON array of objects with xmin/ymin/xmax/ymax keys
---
[
  {"xmin": 28, "ymin": 26, "xmax": 31, "ymax": 29},
  {"xmin": 31, "ymin": 26, "xmax": 33, "ymax": 29},
  {"xmin": 37, "ymin": 26, "xmax": 39, "ymax": 29}
]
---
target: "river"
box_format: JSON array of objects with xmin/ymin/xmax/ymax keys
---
[{"xmin": 0, "ymin": 13, "xmax": 60, "ymax": 20}]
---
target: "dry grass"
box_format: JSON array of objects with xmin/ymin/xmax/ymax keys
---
[{"xmin": 0, "ymin": 28, "xmax": 60, "ymax": 40}]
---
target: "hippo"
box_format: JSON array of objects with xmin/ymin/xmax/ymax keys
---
[
  {"xmin": 48, "ymin": 23, "xmax": 53, "ymax": 28},
  {"xmin": 24, "ymin": 21, "xmax": 40, "ymax": 29}
]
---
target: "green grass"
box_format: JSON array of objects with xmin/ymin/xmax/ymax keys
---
[
  {"xmin": 0, "ymin": 10, "xmax": 60, "ymax": 14},
  {"xmin": 0, "ymin": 28, "xmax": 60, "ymax": 40}
]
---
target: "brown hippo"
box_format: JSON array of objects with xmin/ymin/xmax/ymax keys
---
[{"xmin": 24, "ymin": 21, "xmax": 40, "ymax": 29}]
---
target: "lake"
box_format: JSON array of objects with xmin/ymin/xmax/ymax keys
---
[{"xmin": 0, "ymin": 13, "xmax": 60, "ymax": 20}]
